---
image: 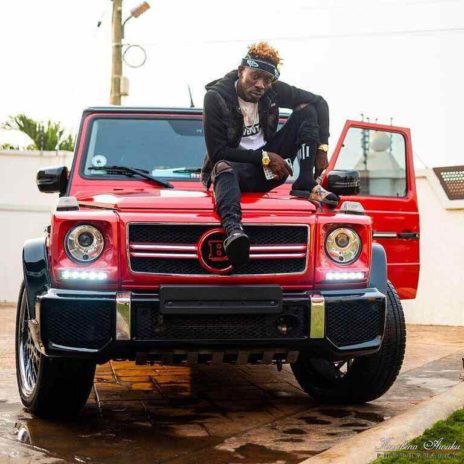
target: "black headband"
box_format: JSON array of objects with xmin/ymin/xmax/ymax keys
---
[{"xmin": 241, "ymin": 56, "xmax": 280, "ymax": 80}]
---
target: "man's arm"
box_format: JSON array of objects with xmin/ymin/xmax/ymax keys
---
[
  {"xmin": 273, "ymin": 81, "xmax": 329, "ymax": 144},
  {"xmin": 203, "ymin": 91, "xmax": 262, "ymax": 166}
]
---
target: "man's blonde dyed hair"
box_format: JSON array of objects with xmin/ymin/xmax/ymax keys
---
[{"xmin": 246, "ymin": 41, "xmax": 282, "ymax": 67}]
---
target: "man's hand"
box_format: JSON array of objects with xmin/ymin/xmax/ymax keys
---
[
  {"xmin": 314, "ymin": 149, "xmax": 329, "ymax": 180},
  {"xmin": 268, "ymin": 152, "xmax": 293, "ymax": 179}
]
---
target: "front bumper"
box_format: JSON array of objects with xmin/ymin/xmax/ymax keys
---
[{"xmin": 34, "ymin": 286, "xmax": 386, "ymax": 363}]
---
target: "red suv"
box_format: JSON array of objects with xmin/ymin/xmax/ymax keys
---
[{"xmin": 16, "ymin": 107, "xmax": 420, "ymax": 418}]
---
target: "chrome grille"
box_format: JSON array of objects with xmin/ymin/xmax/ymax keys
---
[{"xmin": 128, "ymin": 224, "xmax": 309, "ymax": 276}]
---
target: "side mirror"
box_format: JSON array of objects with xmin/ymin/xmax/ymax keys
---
[
  {"xmin": 36, "ymin": 166, "xmax": 69, "ymax": 195},
  {"xmin": 327, "ymin": 169, "xmax": 360, "ymax": 196}
]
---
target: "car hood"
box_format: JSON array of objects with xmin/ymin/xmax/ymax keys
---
[{"xmin": 76, "ymin": 188, "xmax": 317, "ymax": 213}]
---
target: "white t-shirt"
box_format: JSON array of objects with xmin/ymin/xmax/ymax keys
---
[{"xmin": 236, "ymin": 85, "xmax": 265, "ymax": 151}]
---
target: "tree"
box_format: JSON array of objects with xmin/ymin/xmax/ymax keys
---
[{"xmin": 6, "ymin": 114, "xmax": 75, "ymax": 151}]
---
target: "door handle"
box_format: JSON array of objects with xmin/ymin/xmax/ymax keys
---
[
  {"xmin": 373, "ymin": 232, "xmax": 397, "ymax": 239},
  {"xmin": 397, "ymin": 232, "xmax": 420, "ymax": 239},
  {"xmin": 373, "ymin": 232, "xmax": 420, "ymax": 239}
]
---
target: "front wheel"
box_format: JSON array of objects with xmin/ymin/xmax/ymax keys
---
[
  {"xmin": 15, "ymin": 284, "xmax": 96, "ymax": 418},
  {"xmin": 292, "ymin": 281, "xmax": 406, "ymax": 403}
]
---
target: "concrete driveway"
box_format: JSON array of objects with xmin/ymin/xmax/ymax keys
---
[{"xmin": 1, "ymin": 304, "xmax": 463, "ymax": 464}]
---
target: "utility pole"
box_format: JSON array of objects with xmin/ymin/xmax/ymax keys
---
[{"xmin": 110, "ymin": 0, "xmax": 123, "ymax": 105}]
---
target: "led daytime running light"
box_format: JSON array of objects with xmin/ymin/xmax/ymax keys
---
[
  {"xmin": 61, "ymin": 270, "xmax": 107, "ymax": 281},
  {"xmin": 326, "ymin": 271, "xmax": 364, "ymax": 281}
]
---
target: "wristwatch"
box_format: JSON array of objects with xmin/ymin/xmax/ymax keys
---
[
  {"xmin": 262, "ymin": 150, "xmax": 271, "ymax": 166},
  {"xmin": 318, "ymin": 144, "xmax": 329, "ymax": 153}
]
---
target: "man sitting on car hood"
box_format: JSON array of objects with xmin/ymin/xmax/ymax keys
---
[{"xmin": 201, "ymin": 41, "xmax": 338, "ymax": 268}]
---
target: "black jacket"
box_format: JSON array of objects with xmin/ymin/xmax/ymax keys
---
[{"xmin": 201, "ymin": 70, "xmax": 329, "ymax": 185}]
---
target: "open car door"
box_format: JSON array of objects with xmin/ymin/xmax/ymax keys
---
[{"xmin": 325, "ymin": 120, "xmax": 420, "ymax": 299}]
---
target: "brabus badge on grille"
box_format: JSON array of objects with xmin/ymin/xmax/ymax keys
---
[
  {"xmin": 197, "ymin": 228, "xmax": 233, "ymax": 274},
  {"xmin": 208, "ymin": 240, "xmax": 228, "ymax": 262}
]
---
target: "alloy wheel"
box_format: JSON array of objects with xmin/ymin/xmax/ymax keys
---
[{"xmin": 17, "ymin": 293, "xmax": 40, "ymax": 397}]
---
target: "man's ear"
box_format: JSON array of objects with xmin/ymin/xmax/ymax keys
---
[{"xmin": 237, "ymin": 65, "xmax": 244, "ymax": 78}]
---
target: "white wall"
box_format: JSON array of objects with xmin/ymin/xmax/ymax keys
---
[
  {"xmin": 402, "ymin": 170, "xmax": 464, "ymax": 326},
  {"xmin": 1, "ymin": 152, "xmax": 462, "ymax": 326},
  {"xmin": 0, "ymin": 151, "xmax": 73, "ymax": 302}
]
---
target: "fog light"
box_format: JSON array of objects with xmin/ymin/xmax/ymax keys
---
[
  {"xmin": 276, "ymin": 315, "xmax": 299, "ymax": 335},
  {"xmin": 326, "ymin": 271, "xmax": 364, "ymax": 281},
  {"xmin": 61, "ymin": 270, "xmax": 108, "ymax": 280}
]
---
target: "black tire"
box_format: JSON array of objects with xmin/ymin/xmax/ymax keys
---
[
  {"xmin": 291, "ymin": 281, "xmax": 406, "ymax": 403},
  {"xmin": 15, "ymin": 283, "xmax": 96, "ymax": 418}
]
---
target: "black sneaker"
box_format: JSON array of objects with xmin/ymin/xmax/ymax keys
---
[
  {"xmin": 224, "ymin": 229, "xmax": 250, "ymax": 268},
  {"xmin": 290, "ymin": 185, "xmax": 339, "ymax": 208}
]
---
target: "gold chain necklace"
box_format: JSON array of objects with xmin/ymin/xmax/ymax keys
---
[
  {"xmin": 236, "ymin": 82, "xmax": 258, "ymax": 126},
  {"xmin": 240, "ymin": 101, "xmax": 257, "ymax": 126}
]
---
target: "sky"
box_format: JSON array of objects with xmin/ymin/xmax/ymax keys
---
[{"xmin": 0, "ymin": 0, "xmax": 463, "ymax": 167}]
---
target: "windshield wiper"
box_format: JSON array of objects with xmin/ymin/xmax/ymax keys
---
[
  {"xmin": 171, "ymin": 167, "xmax": 202, "ymax": 174},
  {"xmin": 88, "ymin": 165, "xmax": 173, "ymax": 188}
]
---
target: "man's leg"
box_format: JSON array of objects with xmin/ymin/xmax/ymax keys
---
[
  {"xmin": 211, "ymin": 161, "xmax": 250, "ymax": 268},
  {"xmin": 264, "ymin": 104, "xmax": 319, "ymax": 191},
  {"xmin": 264, "ymin": 104, "xmax": 338, "ymax": 205}
]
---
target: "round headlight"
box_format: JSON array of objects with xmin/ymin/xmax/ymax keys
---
[
  {"xmin": 77, "ymin": 231, "xmax": 94, "ymax": 248},
  {"xmin": 66, "ymin": 225, "xmax": 104, "ymax": 263},
  {"xmin": 325, "ymin": 228, "xmax": 361, "ymax": 265}
]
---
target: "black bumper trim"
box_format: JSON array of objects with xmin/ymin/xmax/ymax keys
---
[{"xmin": 36, "ymin": 287, "xmax": 386, "ymax": 361}]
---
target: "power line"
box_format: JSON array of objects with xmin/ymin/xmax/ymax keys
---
[
  {"xmin": 405, "ymin": 0, "xmax": 464, "ymax": 5},
  {"xmin": 138, "ymin": 26, "xmax": 464, "ymax": 47},
  {"xmin": 296, "ymin": 0, "xmax": 464, "ymax": 11}
]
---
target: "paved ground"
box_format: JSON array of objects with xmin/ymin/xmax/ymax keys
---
[{"xmin": 0, "ymin": 304, "xmax": 463, "ymax": 464}]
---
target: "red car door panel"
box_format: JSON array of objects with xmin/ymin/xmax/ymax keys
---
[{"xmin": 326, "ymin": 120, "xmax": 420, "ymax": 299}]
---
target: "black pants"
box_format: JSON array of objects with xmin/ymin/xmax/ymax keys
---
[{"xmin": 212, "ymin": 105, "xmax": 320, "ymax": 232}]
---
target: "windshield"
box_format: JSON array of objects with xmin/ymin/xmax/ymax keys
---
[
  {"xmin": 81, "ymin": 115, "xmax": 300, "ymax": 181},
  {"xmin": 82, "ymin": 117, "xmax": 207, "ymax": 180}
]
